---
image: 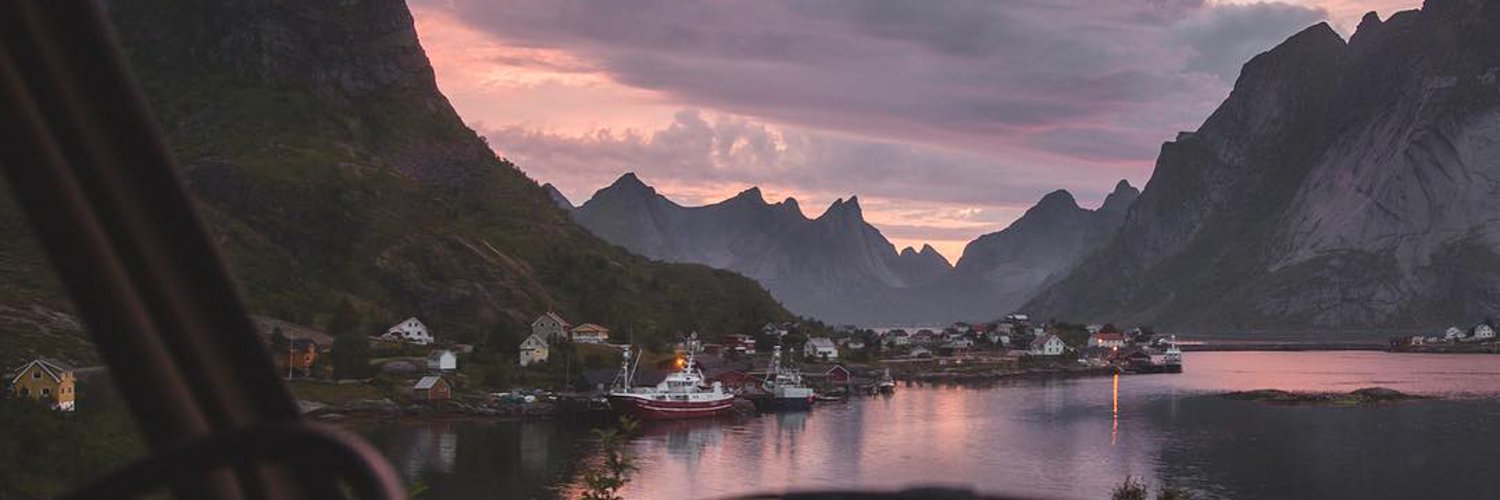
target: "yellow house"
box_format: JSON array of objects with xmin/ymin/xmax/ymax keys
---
[{"xmin": 8, "ymin": 358, "xmax": 76, "ymax": 411}]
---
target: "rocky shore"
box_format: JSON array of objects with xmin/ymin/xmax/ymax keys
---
[{"xmin": 1221, "ymin": 387, "xmax": 1429, "ymax": 405}]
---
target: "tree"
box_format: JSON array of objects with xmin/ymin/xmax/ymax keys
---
[
  {"xmin": 326, "ymin": 301, "xmax": 370, "ymax": 379},
  {"xmin": 581, "ymin": 417, "xmax": 639, "ymax": 500},
  {"xmin": 270, "ymin": 326, "xmax": 289, "ymax": 351}
]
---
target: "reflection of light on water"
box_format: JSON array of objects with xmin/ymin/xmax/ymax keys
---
[{"xmin": 1111, "ymin": 373, "xmax": 1119, "ymax": 447}]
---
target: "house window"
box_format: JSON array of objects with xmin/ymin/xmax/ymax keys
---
[
  {"xmin": 42, "ymin": 388, "xmax": 50, "ymax": 397},
  {"xmin": 32, "ymin": 371, "xmax": 40, "ymax": 379}
]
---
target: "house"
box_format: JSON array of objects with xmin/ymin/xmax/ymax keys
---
[
  {"xmin": 762, "ymin": 322, "xmax": 790, "ymax": 337},
  {"xmin": 570, "ymin": 323, "xmax": 610, "ymax": 344},
  {"xmin": 533, "ymin": 312, "xmax": 572, "ymax": 343},
  {"xmin": 707, "ymin": 370, "xmax": 760, "ymax": 393},
  {"xmin": 382, "ymin": 317, "xmax": 433, "ymax": 345},
  {"xmin": 804, "ymin": 337, "xmax": 839, "ymax": 360},
  {"xmin": 943, "ymin": 338, "xmax": 974, "ymax": 350},
  {"xmin": 1088, "ymin": 332, "xmax": 1128, "ymax": 349},
  {"xmin": 951, "ymin": 323, "xmax": 972, "ymax": 334},
  {"xmin": 1086, "ymin": 324, "xmax": 1104, "ymax": 334},
  {"xmin": 1471, "ymin": 324, "xmax": 1496, "ymax": 342},
  {"xmin": 1444, "ymin": 326, "xmax": 1465, "ymax": 341},
  {"xmin": 725, "ymin": 334, "xmax": 757, "ymax": 354},
  {"xmin": 519, "ymin": 334, "xmax": 549, "ymax": 367},
  {"xmin": 846, "ymin": 338, "xmax": 867, "ymax": 350},
  {"xmin": 886, "ymin": 329, "xmax": 911, "ymax": 347},
  {"xmin": 909, "ymin": 347, "xmax": 933, "ymax": 358},
  {"xmin": 996, "ymin": 323, "xmax": 1015, "ymax": 334},
  {"xmin": 8, "ymin": 358, "xmax": 76, "ymax": 411},
  {"xmin": 824, "ymin": 365, "xmax": 851, "ymax": 384},
  {"xmin": 911, "ymin": 330, "xmax": 938, "ymax": 345},
  {"xmin": 1004, "ymin": 313, "xmax": 1030, "ymax": 323},
  {"xmin": 413, "ymin": 376, "xmax": 452, "ymax": 401},
  {"xmin": 1409, "ymin": 336, "xmax": 1427, "ymax": 346},
  {"xmin": 427, "ymin": 350, "xmax": 458, "ymax": 372},
  {"xmin": 1028, "ymin": 334, "xmax": 1066, "ymax": 356}
]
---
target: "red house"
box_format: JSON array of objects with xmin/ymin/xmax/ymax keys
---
[{"xmin": 824, "ymin": 365, "xmax": 851, "ymax": 384}]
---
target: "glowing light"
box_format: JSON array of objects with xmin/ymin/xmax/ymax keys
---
[{"xmin": 1111, "ymin": 373, "xmax": 1120, "ymax": 446}]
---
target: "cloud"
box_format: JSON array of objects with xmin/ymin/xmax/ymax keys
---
[{"xmin": 422, "ymin": 0, "xmax": 1329, "ymax": 165}]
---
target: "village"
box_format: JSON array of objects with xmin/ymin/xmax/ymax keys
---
[
  {"xmin": 6, "ymin": 310, "xmax": 1185, "ymax": 420},
  {"xmin": 1389, "ymin": 320, "xmax": 1500, "ymax": 353}
]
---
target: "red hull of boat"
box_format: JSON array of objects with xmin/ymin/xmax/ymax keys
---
[{"xmin": 607, "ymin": 395, "xmax": 735, "ymax": 420}]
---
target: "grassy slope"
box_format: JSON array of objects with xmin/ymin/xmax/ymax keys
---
[{"xmin": 0, "ymin": 0, "xmax": 795, "ymax": 367}]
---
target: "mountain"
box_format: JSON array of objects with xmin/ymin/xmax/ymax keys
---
[
  {"xmin": 891, "ymin": 244, "xmax": 952, "ymax": 287},
  {"xmin": 937, "ymin": 181, "xmax": 1139, "ymax": 318},
  {"xmin": 569, "ymin": 173, "xmax": 1141, "ymax": 324},
  {"xmin": 0, "ymin": 0, "xmax": 801, "ymax": 366},
  {"xmin": 543, "ymin": 183, "xmax": 573, "ymax": 210},
  {"xmin": 573, "ymin": 174, "xmax": 951, "ymax": 323},
  {"xmin": 1026, "ymin": 1, "xmax": 1500, "ymax": 332}
]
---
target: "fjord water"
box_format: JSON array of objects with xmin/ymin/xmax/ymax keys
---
[{"xmin": 361, "ymin": 352, "xmax": 1500, "ymax": 499}]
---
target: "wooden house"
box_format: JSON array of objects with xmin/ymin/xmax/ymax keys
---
[
  {"xmin": 8, "ymin": 358, "xmax": 76, "ymax": 411},
  {"xmin": 413, "ymin": 376, "xmax": 452, "ymax": 401}
]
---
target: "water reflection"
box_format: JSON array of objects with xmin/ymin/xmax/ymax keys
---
[{"xmin": 360, "ymin": 353, "xmax": 1500, "ymax": 499}]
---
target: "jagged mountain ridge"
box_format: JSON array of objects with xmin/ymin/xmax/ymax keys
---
[
  {"xmin": 571, "ymin": 173, "xmax": 1134, "ymax": 324},
  {"xmin": 1025, "ymin": 0, "xmax": 1500, "ymax": 332}
]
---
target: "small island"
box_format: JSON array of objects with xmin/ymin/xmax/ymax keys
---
[{"xmin": 1221, "ymin": 387, "xmax": 1429, "ymax": 405}]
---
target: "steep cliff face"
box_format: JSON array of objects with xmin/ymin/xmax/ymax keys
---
[
  {"xmin": 891, "ymin": 244, "xmax": 953, "ymax": 287},
  {"xmin": 1027, "ymin": 1, "xmax": 1500, "ymax": 331},
  {"xmin": 36, "ymin": 0, "xmax": 801, "ymax": 347}
]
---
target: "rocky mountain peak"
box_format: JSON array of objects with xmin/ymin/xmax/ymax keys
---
[
  {"xmin": 819, "ymin": 196, "xmax": 864, "ymax": 222},
  {"xmin": 543, "ymin": 183, "xmax": 573, "ymax": 210},
  {"xmin": 1033, "ymin": 189, "xmax": 1081, "ymax": 213},
  {"xmin": 729, "ymin": 186, "xmax": 766, "ymax": 204},
  {"xmin": 1099, "ymin": 180, "xmax": 1140, "ymax": 214},
  {"xmin": 919, "ymin": 244, "xmax": 952, "ymax": 267},
  {"xmin": 778, "ymin": 197, "xmax": 803, "ymax": 218},
  {"xmin": 604, "ymin": 172, "xmax": 656, "ymax": 198}
]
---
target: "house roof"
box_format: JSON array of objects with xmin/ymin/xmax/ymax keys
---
[
  {"xmin": 520, "ymin": 333, "xmax": 548, "ymax": 348},
  {"xmin": 389, "ymin": 316, "xmax": 426, "ymax": 331},
  {"xmin": 9, "ymin": 358, "xmax": 73, "ymax": 385},
  {"xmin": 572, "ymin": 323, "xmax": 609, "ymax": 334},
  {"xmin": 535, "ymin": 311, "xmax": 571, "ymax": 328},
  {"xmin": 1091, "ymin": 332, "xmax": 1127, "ymax": 342},
  {"xmin": 427, "ymin": 350, "xmax": 455, "ymax": 361},
  {"xmin": 807, "ymin": 337, "xmax": 836, "ymax": 349},
  {"xmin": 1030, "ymin": 334, "xmax": 1061, "ymax": 349},
  {"xmin": 414, "ymin": 376, "xmax": 445, "ymax": 390}
]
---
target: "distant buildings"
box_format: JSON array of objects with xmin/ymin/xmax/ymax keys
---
[
  {"xmin": 381, "ymin": 317, "xmax": 434, "ymax": 345},
  {"xmin": 519, "ymin": 334, "xmax": 549, "ymax": 367},
  {"xmin": 427, "ymin": 350, "xmax": 458, "ymax": 372},
  {"xmin": 8, "ymin": 358, "xmax": 75, "ymax": 411},
  {"xmin": 570, "ymin": 323, "xmax": 610, "ymax": 344},
  {"xmin": 413, "ymin": 376, "xmax": 452, "ymax": 401},
  {"xmin": 1088, "ymin": 332, "xmax": 1127, "ymax": 349},
  {"xmin": 1028, "ymin": 334, "xmax": 1066, "ymax": 356},
  {"xmin": 532, "ymin": 312, "xmax": 572, "ymax": 344},
  {"xmin": 724, "ymin": 334, "xmax": 757, "ymax": 355},
  {"xmin": 804, "ymin": 337, "xmax": 839, "ymax": 360}
]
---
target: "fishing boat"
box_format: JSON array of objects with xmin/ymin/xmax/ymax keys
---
[
  {"xmin": 762, "ymin": 345, "xmax": 814, "ymax": 410},
  {"xmin": 607, "ymin": 346, "xmax": 735, "ymax": 420},
  {"xmin": 877, "ymin": 368, "xmax": 896, "ymax": 394}
]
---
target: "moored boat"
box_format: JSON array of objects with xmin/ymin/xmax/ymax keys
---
[
  {"xmin": 607, "ymin": 346, "xmax": 735, "ymax": 420},
  {"xmin": 877, "ymin": 368, "xmax": 896, "ymax": 395},
  {"xmin": 763, "ymin": 345, "xmax": 814, "ymax": 410}
]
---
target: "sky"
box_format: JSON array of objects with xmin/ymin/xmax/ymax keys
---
[{"xmin": 410, "ymin": 0, "xmax": 1420, "ymax": 261}]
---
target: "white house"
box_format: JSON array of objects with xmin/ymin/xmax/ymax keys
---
[
  {"xmin": 762, "ymin": 322, "xmax": 789, "ymax": 337},
  {"xmin": 519, "ymin": 334, "xmax": 549, "ymax": 367},
  {"xmin": 1471, "ymin": 324, "xmax": 1495, "ymax": 342},
  {"xmin": 846, "ymin": 338, "xmax": 867, "ymax": 350},
  {"xmin": 804, "ymin": 337, "xmax": 839, "ymax": 360},
  {"xmin": 1005, "ymin": 314, "xmax": 1029, "ymax": 323},
  {"xmin": 427, "ymin": 350, "xmax": 457, "ymax": 372},
  {"xmin": 1444, "ymin": 326, "xmax": 1465, "ymax": 341},
  {"xmin": 382, "ymin": 317, "xmax": 433, "ymax": 345},
  {"xmin": 1029, "ymin": 334, "xmax": 1066, "ymax": 356},
  {"xmin": 532, "ymin": 312, "xmax": 572, "ymax": 344}
]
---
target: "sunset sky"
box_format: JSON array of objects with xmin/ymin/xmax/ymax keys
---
[{"xmin": 410, "ymin": 0, "xmax": 1420, "ymax": 260}]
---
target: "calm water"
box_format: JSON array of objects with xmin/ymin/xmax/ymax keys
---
[{"xmin": 359, "ymin": 352, "xmax": 1500, "ymax": 499}]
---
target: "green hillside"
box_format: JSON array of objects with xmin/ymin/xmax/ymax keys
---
[{"xmin": 0, "ymin": 0, "xmax": 795, "ymax": 366}]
